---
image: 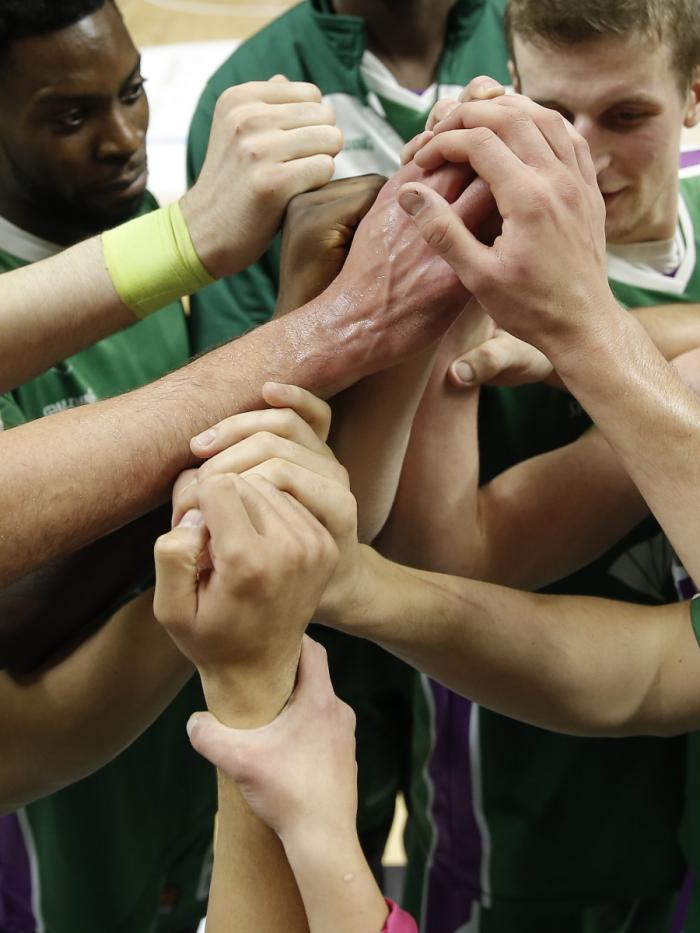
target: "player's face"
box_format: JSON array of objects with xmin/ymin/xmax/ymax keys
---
[
  {"xmin": 512, "ymin": 34, "xmax": 700, "ymax": 244},
  {"xmin": 0, "ymin": 2, "xmax": 149, "ymax": 235}
]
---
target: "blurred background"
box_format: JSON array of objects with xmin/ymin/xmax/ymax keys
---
[{"xmin": 121, "ymin": 0, "xmax": 700, "ymax": 207}]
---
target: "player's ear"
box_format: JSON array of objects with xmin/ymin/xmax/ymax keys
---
[{"xmin": 683, "ymin": 64, "xmax": 700, "ymax": 128}]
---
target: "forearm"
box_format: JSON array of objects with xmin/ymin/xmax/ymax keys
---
[
  {"xmin": 632, "ymin": 303, "xmax": 700, "ymax": 361},
  {"xmin": 0, "ymin": 589, "xmax": 192, "ymax": 813},
  {"xmin": 0, "ymin": 288, "xmax": 376, "ymax": 586},
  {"xmin": 474, "ymin": 429, "xmax": 648, "ymax": 589},
  {"xmin": 550, "ymin": 306, "xmax": 700, "ymax": 583},
  {"xmin": 324, "ymin": 547, "xmax": 688, "ymax": 737},
  {"xmin": 0, "ymin": 504, "xmax": 170, "ymax": 671},
  {"xmin": 0, "ymin": 238, "xmax": 136, "ymax": 392},
  {"xmin": 330, "ymin": 344, "xmax": 439, "ymax": 543},
  {"xmin": 201, "ymin": 657, "xmax": 308, "ymax": 932},
  {"xmin": 207, "ymin": 774, "xmax": 308, "ymax": 933},
  {"xmin": 283, "ymin": 832, "xmax": 388, "ymax": 933},
  {"xmin": 376, "ymin": 308, "xmax": 488, "ymax": 575}
]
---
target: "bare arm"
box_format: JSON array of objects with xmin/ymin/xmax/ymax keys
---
[
  {"xmin": 401, "ymin": 94, "xmax": 700, "ymax": 585},
  {"xmin": 175, "ymin": 397, "xmax": 700, "ymax": 745},
  {"xmin": 0, "ymin": 157, "xmax": 490, "ymax": 586},
  {"xmin": 0, "ymin": 79, "xmax": 343, "ymax": 392},
  {"xmin": 322, "ymin": 548, "xmax": 699, "ymax": 739},
  {"xmin": 0, "ymin": 504, "xmax": 169, "ymax": 671},
  {"xmin": 0, "ymin": 588, "xmax": 191, "ymax": 813},
  {"xmin": 274, "ymin": 172, "xmax": 488, "ymax": 544},
  {"xmin": 549, "ymin": 316, "xmax": 700, "ymax": 583}
]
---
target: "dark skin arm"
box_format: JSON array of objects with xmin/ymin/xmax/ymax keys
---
[{"xmin": 0, "ymin": 504, "xmax": 170, "ymax": 672}]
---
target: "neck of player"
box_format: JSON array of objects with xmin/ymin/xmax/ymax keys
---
[{"xmin": 334, "ymin": 0, "xmax": 454, "ymax": 90}]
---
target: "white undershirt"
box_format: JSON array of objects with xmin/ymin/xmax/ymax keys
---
[{"xmin": 606, "ymin": 227, "xmax": 685, "ymax": 278}]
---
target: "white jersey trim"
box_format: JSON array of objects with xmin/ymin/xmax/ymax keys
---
[
  {"xmin": 606, "ymin": 193, "xmax": 695, "ymax": 295},
  {"xmin": 17, "ymin": 809, "xmax": 46, "ymax": 933},
  {"xmin": 0, "ymin": 214, "xmax": 60, "ymax": 263}
]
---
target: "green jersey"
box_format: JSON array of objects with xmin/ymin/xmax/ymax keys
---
[
  {"xmin": 186, "ymin": 0, "xmax": 510, "ymax": 351},
  {"xmin": 0, "ymin": 195, "xmax": 217, "ymax": 933}
]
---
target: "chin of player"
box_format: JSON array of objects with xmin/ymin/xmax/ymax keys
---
[{"xmin": 85, "ymin": 189, "xmax": 148, "ymax": 233}]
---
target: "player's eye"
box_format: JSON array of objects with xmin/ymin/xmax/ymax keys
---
[
  {"xmin": 51, "ymin": 107, "xmax": 88, "ymax": 132},
  {"xmin": 121, "ymin": 76, "xmax": 147, "ymax": 105}
]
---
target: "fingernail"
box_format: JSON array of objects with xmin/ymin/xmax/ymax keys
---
[
  {"xmin": 453, "ymin": 361, "xmax": 475, "ymax": 384},
  {"xmin": 400, "ymin": 188, "xmax": 425, "ymax": 216},
  {"xmin": 193, "ymin": 428, "xmax": 216, "ymax": 448},
  {"xmin": 186, "ymin": 714, "xmax": 200, "ymax": 738},
  {"xmin": 179, "ymin": 509, "xmax": 204, "ymax": 528}
]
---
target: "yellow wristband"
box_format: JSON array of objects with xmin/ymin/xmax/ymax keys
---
[{"xmin": 101, "ymin": 201, "xmax": 215, "ymax": 319}]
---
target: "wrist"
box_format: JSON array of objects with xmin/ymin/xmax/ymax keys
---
[
  {"xmin": 199, "ymin": 647, "xmax": 300, "ymax": 728},
  {"xmin": 318, "ymin": 544, "xmax": 386, "ymax": 634},
  {"xmin": 536, "ymin": 289, "xmax": 626, "ymax": 377},
  {"xmin": 180, "ymin": 186, "xmax": 229, "ymax": 281}
]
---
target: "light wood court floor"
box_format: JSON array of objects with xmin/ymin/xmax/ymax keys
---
[{"xmin": 121, "ymin": 0, "xmax": 297, "ymax": 46}]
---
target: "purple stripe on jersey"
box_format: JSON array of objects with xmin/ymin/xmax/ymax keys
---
[
  {"xmin": 424, "ymin": 682, "xmax": 482, "ymax": 931},
  {"xmin": 681, "ymin": 149, "xmax": 700, "ymax": 169},
  {"xmin": 0, "ymin": 814, "xmax": 36, "ymax": 932},
  {"xmin": 670, "ymin": 872, "xmax": 692, "ymax": 932}
]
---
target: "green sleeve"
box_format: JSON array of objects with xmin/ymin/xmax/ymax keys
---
[
  {"xmin": 690, "ymin": 595, "xmax": 700, "ymax": 648},
  {"xmin": 0, "ymin": 393, "xmax": 27, "ymax": 431}
]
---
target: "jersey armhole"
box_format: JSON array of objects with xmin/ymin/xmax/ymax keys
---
[{"xmin": 690, "ymin": 594, "xmax": 700, "ymax": 647}]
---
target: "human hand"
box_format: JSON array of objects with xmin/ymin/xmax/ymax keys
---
[
  {"xmin": 275, "ymin": 174, "xmax": 386, "ymax": 316},
  {"xmin": 183, "ymin": 382, "xmax": 363, "ymax": 608},
  {"xmin": 187, "ymin": 635, "xmax": 358, "ymax": 843},
  {"xmin": 314, "ymin": 158, "xmax": 497, "ymax": 381},
  {"xmin": 153, "ymin": 469, "xmax": 339, "ymax": 727},
  {"xmin": 181, "ymin": 76, "xmax": 343, "ymax": 280},
  {"xmin": 400, "ymin": 75, "xmax": 506, "ymax": 166},
  {"xmin": 448, "ymin": 326, "xmax": 555, "ymax": 388},
  {"xmin": 397, "ymin": 93, "xmax": 616, "ymax": 363}
]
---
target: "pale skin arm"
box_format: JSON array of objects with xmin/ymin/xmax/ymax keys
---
[
  {"xmin": 0, "ymin": 587, "xmax": 191, "ymax": 814},
  {"xmin": 378, "ymin": 297, "xmax": 648, "ymax": 589},
  {"xmin": 400, "ymin": 91, "xmax": 700, "ymax": 583},
  {"xmin": 188, "ymin": 637, "xmax": 390, "ymax": 933},
  {"xmin": 0, "ymin": 157, "xmax": 489, "ymax": 587},
  {"xmin": 177, "ymin": 402, "xmax": 700, "ymax": 742},
  {"xmin": 377, "ymin": 347, "xmax": 651, "ymax": 591},
  {"xmin": 272, "ymin": 166, "xmax": 491, "ymax": 543},
  {"xmin": 0, "ymin": 78, "xmax": 342, "ymax": 393},
  {"xmin": 449, "ymin": 304, "xmax": 700, "ymax": 390},
  {"xmin": 322, "ymin": 548, "xmax": 700, "ymax": 739},
  {"xmin": 154, "ymin": 412, "xmax": 351, "ymax": 933}
]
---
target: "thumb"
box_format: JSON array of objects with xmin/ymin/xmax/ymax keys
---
[
  {"xmin": 153, "ymin": 511, "xmax": 209, "ymax": 628},
  {"xmin": 398, "ymin": 182, "xmax": 488, "ymax": 290},
  {"xmin": 186, "ymin": 711, "xmax": 250, "ymax": 779}
]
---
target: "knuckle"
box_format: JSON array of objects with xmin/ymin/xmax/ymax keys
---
[
  {"xmin": 421, "ymin": 213, "xmax": 455, "ymax": 255},
  {"xmin": 470, "ymin": 125, "xmax": 497, "ymax": 150}
]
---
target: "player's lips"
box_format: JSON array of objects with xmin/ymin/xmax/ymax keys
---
[
  {"xmin": 91, "ymin": 164, "xmax": 148, "ymax": 198},
  {"xmin": 601, "ymin": 189, "xmax": 624, "ymax": 206}
]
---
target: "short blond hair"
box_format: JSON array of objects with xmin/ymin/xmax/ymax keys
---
[{"xmin": 505, "ymin": 0, "xmax": 700, "ymax": 91}]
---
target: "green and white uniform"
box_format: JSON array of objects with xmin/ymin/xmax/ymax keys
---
[
  {"xmin": 186, "ymin": 0, "xmax": 510, "ymax": 865},
  {"xmin": 404, "ymin": 171, "xmax": 700, "ymax": 933},
  {"xmin": 186, "ymin": 0, "xmax": 511, "ymax": 351},
  {"xmin": 0, "ymin": 194, "xmax": 217, "ymax": 933}
]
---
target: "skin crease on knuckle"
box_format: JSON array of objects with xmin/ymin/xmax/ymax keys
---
[{"xmin": 423, "ymin": 214, "xmax": 456, "ymax": 256}]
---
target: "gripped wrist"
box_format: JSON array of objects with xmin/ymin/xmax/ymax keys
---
[
  {"xmin": 199, "ymin": 650, "xmax": 299, "ymax": 728},
  {"xmin": 179, "ymin": 187, "xmax": 229, "ymax": 281}
]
